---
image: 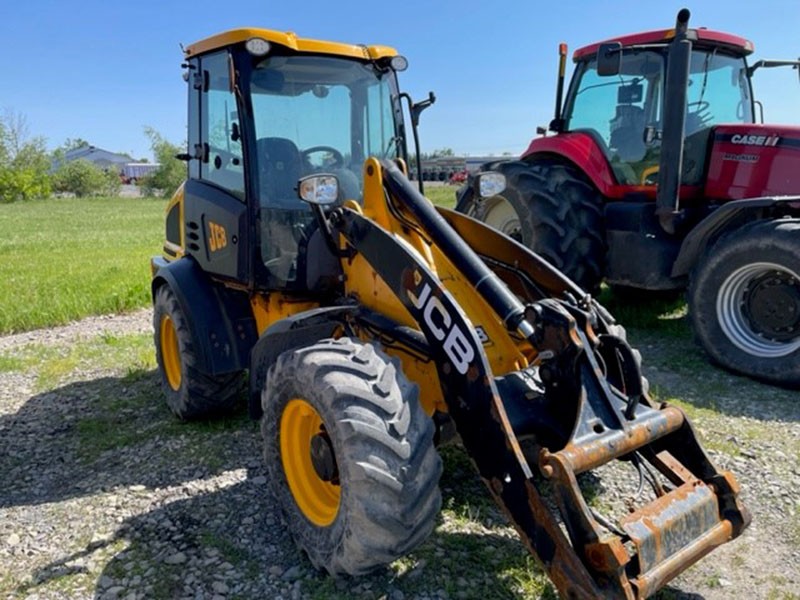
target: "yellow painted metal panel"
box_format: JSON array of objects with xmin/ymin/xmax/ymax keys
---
[{"xmin": 186, "ymin": 28, "xmax": 397, "ymax": 61}]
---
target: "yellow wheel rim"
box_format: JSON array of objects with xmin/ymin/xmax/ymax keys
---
[
  {"xmin": 280, "ymin": 398, "xmax": 341, "ymax": 526},
  {"xmin": 159, "ymin": 314, "xmax": 181, "ymax": 391}
]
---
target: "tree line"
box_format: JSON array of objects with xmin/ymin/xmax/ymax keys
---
[{"xmin": 0, "ymin": 110, "xmax": 184, "ymax": 202}]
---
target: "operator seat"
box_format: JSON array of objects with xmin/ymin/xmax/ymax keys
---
[
  {"xmin": 609, "ymin": 104, "xmax": 646, "ymax": 163},
  {"xmin": 257, "ymin": 137, "xmax": 302, "ymax": 206}
]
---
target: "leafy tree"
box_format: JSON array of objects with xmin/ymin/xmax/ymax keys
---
[
  {"xmin": 0, "ymin": 110, "xmax": 51, "ymax": 203},
  {"xmin": 428, "ymin": 148, "xmax": 455, "ymax": 158},
  {"xmin": 140, "ymin": 127, "xmax": 185, "ymax": 198},
  {"xmin": 52, "ymin": 159, "xmax": 120, "ymax": 197},
  {"xmin": 61, "ymin": 138, "xmax": 91, "ymax": 152}
]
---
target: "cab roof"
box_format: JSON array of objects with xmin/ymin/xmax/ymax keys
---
[
  {"xmin": 185, "ymin": 28, "xmax": 397, "ymax": 61},
  {"xmin": 573, "ymin": 28, "xmax": 754, "ymax": 61}
]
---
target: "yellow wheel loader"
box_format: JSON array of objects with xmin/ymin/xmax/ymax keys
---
[{"xmin": 150, "ymin": 27, "xmax": 750, "ymax": 599}]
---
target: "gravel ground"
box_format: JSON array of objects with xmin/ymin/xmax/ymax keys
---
[{"xmin": 0, "ymin": 310, "xmax": 798, "ymax": 600}]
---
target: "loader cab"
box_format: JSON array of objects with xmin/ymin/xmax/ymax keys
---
[
  {"xmin": 563, "ymin": 32, "xmax": 755, "ymax": 189},
  {"xmin": 180, "ymin": 30, "xmax": 408, "ymax": 290}
]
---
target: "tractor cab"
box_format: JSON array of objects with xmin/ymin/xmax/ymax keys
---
[
  {"xmin": 564, "ymin": 28, "xmax": 756, "ymax": 189},
  {"xmin": 169, "ymin": 30, "xmax": 418, "ymax": 290}
]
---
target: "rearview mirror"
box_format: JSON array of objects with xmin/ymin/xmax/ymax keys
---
[
  {"xmin": 297, "ymin": 174, "xmax": 339, "ymax": 205},
  {"xmin": 475, "ymin": 172, "xmax": 506, "ymax": 198},
  {"xmin": 597, "ymin": 42, "xmax": 623, "ymax": 76}
]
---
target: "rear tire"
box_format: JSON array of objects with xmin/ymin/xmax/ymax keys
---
[
  {"xmin": 261, "ymin": 337, "xmax": 442, "ymax": 575},
  {"xmin": 458, "ymin": 160, "xmax": 606, "ymax": 294},
  {"xmin": 689, "ymin": 219, "xmax": 800, "ymax": 386},
  {"xmin": 153, "ymin": 285, "xmax": 245, "ymax": 419}
]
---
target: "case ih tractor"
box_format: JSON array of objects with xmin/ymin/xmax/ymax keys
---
[
  {"xmin": 151, "ymin": 26, "xmax": 749, "ymax": 599},
  {"xmin": 458, "ymin": 9, "xmax": 800, "ymax": 386}
]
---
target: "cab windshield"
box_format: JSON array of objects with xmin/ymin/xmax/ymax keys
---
[
  {"xmin": 565, "ymin": 49, "xmax": 752, "ymax": 187},
  {"xmin": 248, "ymin": 54, "xmax": 400, "ymax": 285}
]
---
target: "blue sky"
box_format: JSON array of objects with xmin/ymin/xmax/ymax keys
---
[{"xmin": 2, "ymin": 0, "xmax": 798, "ymax": 160}]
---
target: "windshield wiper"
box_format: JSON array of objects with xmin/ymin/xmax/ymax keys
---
[{"xmin": 695, "ymin": 48, "xmax": 716, "ymax": 107}]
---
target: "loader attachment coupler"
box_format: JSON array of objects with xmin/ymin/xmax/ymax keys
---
[
  {"xmin": 523, "ymin": 298, "xmax": 749, "ymax": 598},
  {"xmin": 337, "ymin": 160, "xmax": 749, "ymax": 599}
]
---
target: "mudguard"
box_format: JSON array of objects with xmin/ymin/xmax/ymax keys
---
[
  {"xmin": 247, "ymin": 306, "xmax": 358, "ymax": 419},
  {"xmin": 672, "ymin": 195, "xmax": 800, "ymax": 277},
  {"xmin": 151, "ymin": 256, "xmax": 257, "ymax": 375}
]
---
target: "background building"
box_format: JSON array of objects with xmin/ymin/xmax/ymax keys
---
[{"xmin": 415, "ymin": 155, "xmax": 512, "ymax": 181}]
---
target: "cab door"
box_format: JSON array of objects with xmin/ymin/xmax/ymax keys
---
[{"xmin": 183, "ymin": 50, "xmax": 249, "ymax": 284}]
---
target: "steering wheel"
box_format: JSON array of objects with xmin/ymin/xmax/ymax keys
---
[
  {"xmin": 302, "ymin": 146, "xmax": 345, "ymax": 169},
  {"xmin": 687, "ymin": 100, "xmax": 713, "ymax": 128}
]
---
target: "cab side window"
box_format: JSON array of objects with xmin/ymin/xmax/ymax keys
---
[{"xmin": 200, "ymin": 51, "xmax": 245, "ymax": 198}]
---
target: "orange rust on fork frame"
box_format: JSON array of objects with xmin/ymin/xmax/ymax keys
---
[
  {"xmin": 541, "ymin": 405, "xmax": 685, "ymax": 475},
  {"xmin": 630, "ymin": 519, "xmax": 733, "ymax": 598}
]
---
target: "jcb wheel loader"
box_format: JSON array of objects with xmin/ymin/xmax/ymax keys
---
[{"xmin": 150, "ymin": 28, "xmax": 750, "ymax": 599}]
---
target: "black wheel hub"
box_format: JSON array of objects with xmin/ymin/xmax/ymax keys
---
[
  {"xmin": 507, "ymin": 226, "xmax": 523, "ymax": 243},
  {"xmin": 310, "ymin": 429, "xmax": 339, "ymax": 484},
  {"xmin": 743, "ymin": 270, "xmax": 800, "ymax": 342}
]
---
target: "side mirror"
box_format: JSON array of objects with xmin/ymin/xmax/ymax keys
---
[
  {"xmin": 410, "ymin": 91, "xmax": 436, "ymax": 127},
  {"xmin": 597, "ymin": 42, "xmax": 623, "ymax": 77},
  {"xmin": 297, "ymin": 174, "xmax": 339, "ymax": 205},
  {"xmin": 475, "ymin": 172, "xmax": 506, "ymax": 198}
]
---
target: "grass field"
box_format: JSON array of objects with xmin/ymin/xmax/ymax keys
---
[
  {"xmin": 0, "ymin": 196, "xmax": 164, "ymax": 333},
  {"xmin": 0, "ymin": 185, "xmax": 461, "ymax": 334}
]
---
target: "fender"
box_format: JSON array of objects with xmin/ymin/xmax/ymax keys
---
[
  {"xmin": 151, "ymin": 256, "xmax": 258, "ymax": 376},
  {"xmin": 522, "ymin": 131, "xmax": 618, "ymax": 196},
  {"xmin": 247, "ymin": 305, "xmax": 358, "ymax": 419},
  {"xmin": 672, "ymin": 196, "xmax": 800, "ymax": 277}
]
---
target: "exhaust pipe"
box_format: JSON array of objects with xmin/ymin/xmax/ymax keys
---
[{"xmin": 656, "ymin": 8, "xmax": 692, "ymax": 234}]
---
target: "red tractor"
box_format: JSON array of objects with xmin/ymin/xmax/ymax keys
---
[{"xmin": 458, "ymin": 9, "xmax": 800, "ymax": 386}]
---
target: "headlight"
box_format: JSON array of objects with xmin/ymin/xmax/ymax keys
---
[
  {"xmin": 390, "ymin": 55, "xmax": 408, "ymax": 72},
  {"xmin": 477, "ymin": 172, "xmax": 506, "ymax": 198},
  {"xmin": 245, "ymin": 38, "xmax": 271, "ymax": 56}
]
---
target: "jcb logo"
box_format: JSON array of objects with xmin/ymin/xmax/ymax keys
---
[
  {"xmin": 409, "ymin": 279, "xmax": 475, "ymax": 375},
  {"xmin": 208, "ymin": 221, "xmax": 227, "ymax": 252}
]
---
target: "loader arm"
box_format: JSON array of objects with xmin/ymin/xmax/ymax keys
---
[{"xmin": 329, "ymin": 159, "xmax": 749, "ymax": 599}]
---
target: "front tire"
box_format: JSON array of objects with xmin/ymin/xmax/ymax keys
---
[
  {"xmin": 261, "ymin": 338, "xmax": 442, "ymax": 575},
  {"xmin": 153, "ymin": 285, "xmax": 245, "ymax": 419},
  {"xmin": 689, "ymin": 219, "xmax": 800, "ymax": 386},
  {"xmin": 458, "ymin": 160, "xmax": 606, "ymax": 294}
]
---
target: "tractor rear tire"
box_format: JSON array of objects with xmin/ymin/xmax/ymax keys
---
[
  {"xmin": 689, "ymin": 219, "xmax": 800, "ymax": 386},
  {"xmin": 458, "ymin": 160, "xmax": 606, "ymax": 294},
  {"xmin": 261, "ymin": 337, "xmax": 442, "ymax": 575},
  {"xmin": 153, "ymin": 285, "xmax": 245, "ymax": 419}
]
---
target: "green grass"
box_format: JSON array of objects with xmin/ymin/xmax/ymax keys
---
[
  {"xmin": 0, "ymin": 331, "xmax": 156, "ymax": 390},
  {"xmin": 597, "ymin": 286, "xmax": 689, "ymax": 336},
  {"xmin": 425, "ymin": 184, "xmax": 460, "ymax": 209},
  {"xmin": 0, "ymin": 196, "xmax": 164, "ymax": 333}
]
